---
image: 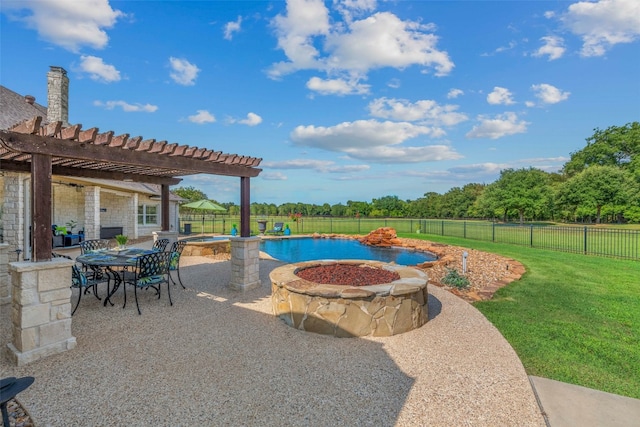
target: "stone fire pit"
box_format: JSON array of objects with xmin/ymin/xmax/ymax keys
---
[{"xmin": 270, "ymin": 260, "xmax": 429, "ymax": 337}]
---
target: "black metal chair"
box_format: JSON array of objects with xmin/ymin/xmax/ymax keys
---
[
  {"xmin": 123, "ymin": 251, "xmax": 172, "ymax": 315},
  {"xmin": 79, "ymin": 239, "xmax": 111, "ymax": 281},
  {"xmin": 70, "ymin": 264, "xmax": 103, "ymax": 315},
  {"xmin": 168, "ymin": 240, "xmax": 187, "ymax": 289},
  {"xmin": 152, "ymin": 238, "xmax": 170, "ymax": 252}
]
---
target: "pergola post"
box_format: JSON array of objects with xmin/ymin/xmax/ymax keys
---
[
  {"xmin": 31, "ymin": 153, "xmax": 52, "ymax": 261},
  {"xmin": 229, "ymin": 176, "xmax": 260, "ymax": 291}
]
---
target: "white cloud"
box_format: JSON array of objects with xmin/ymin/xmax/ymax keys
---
[
  {"xmin": 368, "ymin": 97, "xmax": 468, "ymax": 127},
  {"xmin": 263, "ymin": 159, "xmax": 370, "ymax": 173},
  {"xmin": 334, "ymin": 0, "xmax": 377, "ymax": 22},
  {"xmin": 531, "ymin": 83, "xmax": 570, "ymax": 104},
  {"xmin": 532, "ymin": 36, "xmax": 566, "ymax": 60},
  {"xmin": 448, "ymin": 163, "xmax": 507, "ymax": 175},
  {"xmin": 269, "ymin": 2, "xmax": 453, "ymax": 80},
  {"xmin": 387, "ymin": 78, "xmax": 401, "ymax": 89},
  {"xmin": 447, "ymin": 88, "xmax": 464, "ymax": 99},
  {"xmin": 466, "ymin": 112, "xmax": 529, "ymax": 139},
  {"xmin": 238, "ymin": 112, "xmax": 263, "ymax": 126},
  {"xmin": 290, "ymin": 119, "xmax": 461, "ymax": 163},
  {"xmin": 93, "ymin": 100, "xmax": 158, "ymax": 112},
  {"xmin": 261, "ymin": 172, "xmax": 288, "ymax": 180},
  {"xmin": 481, "ymin": 40, "xmax": 517, "ymax": 56},
  {"xmin": 188, "ymin": 110, "xmax": 216, "ymax": 124},
  {"xmin": 560, "ymin": 0, "xmax": 640, "ymax": 57},
  {"xmin": 306, "ymin": 76, "xmax": 370, "ymax": 95},
  {"xmin": 169, "ymin": 57, "xmax": 200, "ymax": 86},
  {"xmin": 2, "ymin": 0, "xmax": 123, "ymax": 52},
  {"xmin": 224, "ymin": 16, "xmax": 242, "ymax": 40},
  {"xmin": 79, "ymin": 55, "xmax": 120, "ymax": 82},
  {"xmin": 487, "ymin": 87, "xmax": 515, "ymax": 105}
]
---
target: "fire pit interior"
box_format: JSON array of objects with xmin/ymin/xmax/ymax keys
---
[{"xmin": 270, "ymin": 260, "xmax": 428, "ymax": 337}]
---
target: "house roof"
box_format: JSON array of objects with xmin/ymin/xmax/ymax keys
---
[
  {"xmin": 64, "ymin": 177, "xmax": 184, "ymax": 201},
  {"xmin": 0, "ymin": 85, "xmax": 48, "ymax": 130}
]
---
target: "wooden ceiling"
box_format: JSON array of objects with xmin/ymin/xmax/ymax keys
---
[{"xmin": 0, "ymin": 116, "xmax": 262, "ymax": 185}]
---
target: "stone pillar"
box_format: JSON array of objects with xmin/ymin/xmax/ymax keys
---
[
  {"xmin": 84, "ymin": 186, "xmax": 100, "ymax": 240},
  {"xmin": 2, "ymin": 173, "xmax": 26, "ymax": 256},
  {"xmin": 152, "ymin": 230, "xmax": 178, "ymax": 246},
  {"xmin": 47, "ymin": 66, "xmax": 69, "ymax": 126},
  {"xmin": 0, "ymin": 243, "xmax": 9, "ymax": 305},
  {"xmin": 130, "ymin": 193, "xmax": 138, "ymax": 239},
  {"xmin": 7, "ymin": 258, "xmax": 77, "ymax": 366},
  {"xmin": 229, "ymin": 237, "xmax": 261, "ymax": 291}
]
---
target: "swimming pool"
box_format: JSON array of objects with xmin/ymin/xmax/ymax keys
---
[{"xmin": 260, "ymin": 237, "xmax": 436, "ymax": 265}]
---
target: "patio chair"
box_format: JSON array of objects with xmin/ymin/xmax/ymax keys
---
[
  {"xmin": 123, "ymin": 251, "xmax": 172, "ymax": 315},
  {"xmin": 152, "ymin": 238, "xmax": 170, "ymax": 252},
  {"xmin": 79, "ymin": 239, "xmax": 111, "ymax": 281},
  {"xmin": 70, "ymin": 264, "xmax": 103, "ymax": 315},
  {"xmin": 266, "ymin": 222, "xmax": 284, "ymax": 235},
  {"xmin": 168, "ymin": 240, "xmax": 187, "ymax": 289}
]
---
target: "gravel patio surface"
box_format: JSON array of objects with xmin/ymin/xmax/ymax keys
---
[{"xmin": 1, "ymin": 245, "xmax": 545, "ymax": 426}]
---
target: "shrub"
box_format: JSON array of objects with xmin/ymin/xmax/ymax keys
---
[{"xmin": 441, "ymin": 268, "xmax": 470, "ymax": 289}]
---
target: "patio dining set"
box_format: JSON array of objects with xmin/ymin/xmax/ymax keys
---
[{"xmin": 54, "ymin": 238, "xmax": 187, "ymax": 315}]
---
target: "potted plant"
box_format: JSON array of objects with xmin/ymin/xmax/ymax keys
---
[
  {"xmin": 115, "ymin": 234, "xmax": 129, "ymax": 250},
  {"xmin": 65, "ymin": 220, "xmax": 77, "ymax": 234}
]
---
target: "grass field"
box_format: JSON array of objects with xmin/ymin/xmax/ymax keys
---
[{"xmin": 398, "ymin": 233, "xmax": 640, "ymax": 399}]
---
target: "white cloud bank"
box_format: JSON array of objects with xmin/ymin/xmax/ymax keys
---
[
  {"xmin": 531, "ymin": 83, "xmax": 570, "ymax": 104},
  {"xmin": 2, "ymin": 0, "xmax": 123, "ymax": 52},
  {"xmin": 230, "ymin": 112, "xmax": 263, "ymax": 126},
  {"xmin": 291, "ymin": 119, "xmax": 461, "ymax": 163},
  {"xmin": 93, "ymin": 100, "xmax": 158, "ymax": 112},
  {"xmin": 188, "ymin": 110, "xmax": 216, "ymax": 124},
  {"xmin": 466, "ymin": 112, "xmax": 529, "ymax": 139},
  {"xmin": 487, "ymin": 87, "xmax": 515, "ymax": 105},
  {"xmin": 558, "ymin": 0, "xmax": 640, "ymax": 57},
  {"xmin": 224, "ymin": 16, "xmax": 242, "ymax": 40},
  {"xmin": 368, "ymin": 97, "xmax": 468, "ymax": 128},
  {"xmin": 79, "ymin": 55, "xmax": 121, "ymax": 82},
  {"xmin": 269, "ymin": 0, "xmax": 453, "ymax": 94},
  {"xmin": 169, "ymin": 57, "xmax": 200, "ymax": 86},
  {"xmin": 533, "ymin": 36, "xmax": 566, "ymax": 60},
  {"xmin": 263, "ymin": 159, "xmax": 370, "ymax": 173},
  {"xmin": 306, "ymin": 77, "xmax": 370, "ymax": 95}
]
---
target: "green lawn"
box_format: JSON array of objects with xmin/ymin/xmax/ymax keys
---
[{"xmin": 398, "ymin": 233, "xmax": 640, "ymax": 399}]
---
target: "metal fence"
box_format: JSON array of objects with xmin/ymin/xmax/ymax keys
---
[{"xmin": 178, "ymin": 215, "xmax": 640, "ymax": 261}]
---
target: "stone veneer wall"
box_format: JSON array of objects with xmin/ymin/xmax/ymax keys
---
[
  {"xmin": 270, "ymin": 261, "xmax": 429, "ymax": 337},
  {"xmin": 0, "ymin": 243, "xmax": 9, "ymax": 305},
  {"xmin": 229, "ymin": 237, "xmax": 261, "ymax": 291},
  {"xmin": 52, "ymin": 183, "xmax": 83, "ymax": 232},
  {"xmin": 7, "ymin": 258, "xmax": 77, "ymax": 366}
]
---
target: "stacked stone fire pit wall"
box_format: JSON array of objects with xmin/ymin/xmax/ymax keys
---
[{"xmin": 270, "ymin": 260, "xmax": 428, "ymax": 338}]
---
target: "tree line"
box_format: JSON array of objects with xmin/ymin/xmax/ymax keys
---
[{"xmin": 175, "ymin": 122, "xmax": 640, "ymax": 224}]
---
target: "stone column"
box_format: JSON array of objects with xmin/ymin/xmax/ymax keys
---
[
  {"xmin": 229, "ymin": 237, "xmax": 261, "ymax": 291},
  {"xmin": 7, "ymin": 258, "xmax": 77, "ymax": 366},
  {"xmin": 0, "ymin": 243, "xmax": 9, "ymax": 305},
  {"xmin": 2, "ymin": 173, "xmax": 26, "ymax": 256},
  {"xmin": 84, "ymin": 186, "xmax": 100, "ymax": 239}
]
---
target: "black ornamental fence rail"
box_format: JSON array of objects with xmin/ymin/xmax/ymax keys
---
[{"xmin": 178, "ymin": 215, "xmax": 640, "ymax": 261}]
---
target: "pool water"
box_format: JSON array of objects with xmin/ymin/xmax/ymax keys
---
[{"xmin": 259, "ymin": 237, "xmax": 436, "ymax": 265}]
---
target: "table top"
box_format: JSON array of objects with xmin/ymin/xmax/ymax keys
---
[{"xmin": 76, "ymin": 248, "xmax": 157, "ymax": 267}]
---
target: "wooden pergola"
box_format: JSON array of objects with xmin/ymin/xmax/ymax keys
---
[{"xmin": 0, "ymin": 116, "xmax": 262, "ymax": 261}]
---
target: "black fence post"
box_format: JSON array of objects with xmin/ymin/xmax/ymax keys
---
[
  {"xmin": 584, "ymin": 226, "xmax": 588, "ymax": 255},
  {"xmin": 464, "ymin": 221, "xmax": 467, "ymax": 239},
  {"xmin": 492, "ymin": 222, "xmax": 495, "ymax": 242},
  {"xmin": 441, "ymin": 220, "xmax": 444, "ymax": 236},
  {"xmin": 530, "ymin": 224, "xmax": 534, "ymax": 247}
]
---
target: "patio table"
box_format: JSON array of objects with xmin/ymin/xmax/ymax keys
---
[{"xmin": 76, "ymin": 248, "xmax": 157, "ymax": 306}]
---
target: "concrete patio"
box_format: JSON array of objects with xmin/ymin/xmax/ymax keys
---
[{"xmin": 1, "ymin": 243, "xmax": 545, "ymax": 426}]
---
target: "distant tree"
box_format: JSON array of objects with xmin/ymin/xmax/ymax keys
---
[
  {"xmin": 556, "ymin": 165, "xmax": 639, "ymax": 223},
  {"xmin": 173, "ymin": 186, "xmax": 208, "ymax": 205},
  {"xmin": 480, "ymin": 168, "xmax": 553, "ymax": 224},
  {"xmin": 331, "ymin": 203, "xmax": 347, "ymax": 216},
  {"xmin": 345, "ymin": 200, "xmax": 371, "ymax": 217},
  {"xmin": 371, "ymin": 195, "xmax": 407, "ymax": 217},
  {"xmin": 562, "ymin": 122, "xmax": 640, "ymax": 180}
]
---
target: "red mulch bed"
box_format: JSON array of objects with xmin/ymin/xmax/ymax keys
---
[{"xmin": 296, "ymin": 264, "xmax": 400, "ymax": 286}]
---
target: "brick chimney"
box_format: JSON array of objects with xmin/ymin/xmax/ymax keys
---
[{"xmin": 47, "ymin": 66, "xmax": 69, "ymax": 125}]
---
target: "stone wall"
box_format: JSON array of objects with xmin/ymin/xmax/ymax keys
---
[
  {"xmin": 7, "ymin": 258, "xmax": 77, "ymax": 365},
  {"xmin": 52, "ymin": 183, "xmax": 83, "ymax": 232},
  {"xmin": 0, "ymin": 243, "xmax": 9, "ymax": 304},
  {"xmin": 270, "ymin": 261, "xmax": 429, "ymax": 337}
]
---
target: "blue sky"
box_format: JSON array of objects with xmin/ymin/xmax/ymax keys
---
[{"xmin": 1, "ymin": 0, "xmax": 639, "ymax": 205}]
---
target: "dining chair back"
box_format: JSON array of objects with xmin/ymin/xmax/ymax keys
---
[
  {"xmin": 123, "ymin": 251, "xmax": 172, "ymax": 315},
  {"xmin": 168, "ymin": 240, "xmax": 188, "ymax": 289},
  {"xmin": 70, "ymin": 264, "xmax": 103, "ymax": 315},
  {"xmin": 79, "ymin": 239, "xmax": 111, "ymax": 254},
  {"xmin": 152, "ymin": 238, "xmax": 170, "ymax": 252}
]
